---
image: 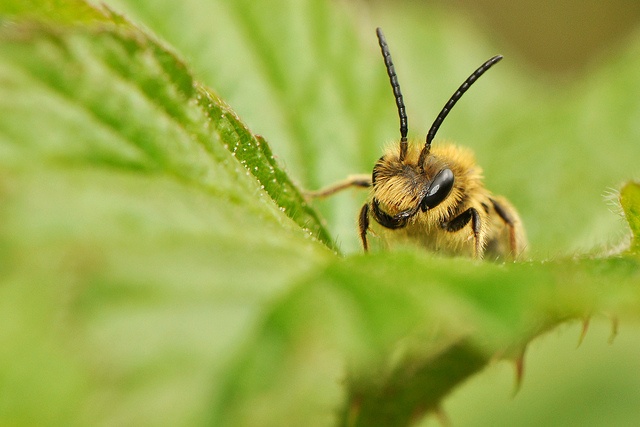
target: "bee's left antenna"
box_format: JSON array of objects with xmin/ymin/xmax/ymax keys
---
[
  {"xmin": 420, "ymin": 55, "xmax": 503, "ymax": 166},
  {"xmin": 376, "ymin": 28, "xmax": 408, "ymax": 162}
]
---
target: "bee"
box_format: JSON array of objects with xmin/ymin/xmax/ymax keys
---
[{"xmin": 310, "ymin": 28, "xmax": 526, "ymax": 259}]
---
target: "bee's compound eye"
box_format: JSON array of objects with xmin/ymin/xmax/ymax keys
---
[{"xmin": 421, "ymin": 168, "xmax": 454, "ymax": 211}]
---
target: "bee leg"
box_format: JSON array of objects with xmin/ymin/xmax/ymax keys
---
[
  {"xmin": 442, "ymin": 207, "xmax": 482, "ymax": 258},
  {"xmin": 490, "ymin": 198, "xmax": 517, "ymax": 254},
  {"xmin": 305, "ymin": 174, "xmax": 372, "ymax": 199},
  {"xmin": 358, "ymin": 203, "xmax": 370, "ymax": 251}
]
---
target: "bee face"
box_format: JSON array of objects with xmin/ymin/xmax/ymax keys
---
[{"xmin": 371, "ymin": 148, "xmax": 455, "ymax": 226}]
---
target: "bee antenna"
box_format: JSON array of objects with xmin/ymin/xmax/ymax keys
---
[
  {"xmin": 419, "ymin": 55, "xmax": 503, "ymax": 166},
  {"xmin": 376, "ymin": 27, "xmax": 408, "ymax": 162}
]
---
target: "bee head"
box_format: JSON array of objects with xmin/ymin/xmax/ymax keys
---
[
  {"xmin": 371, "ymin": 147, "xmax": 455, "ymax": 229},
  {"xmin": 373, "ymin": 28, "xmax": 502, "ymax": 229}
]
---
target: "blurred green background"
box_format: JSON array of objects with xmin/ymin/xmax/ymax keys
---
[{"xmin": 421, "ymin": 0, "xmax": 640, "ymax": 76}]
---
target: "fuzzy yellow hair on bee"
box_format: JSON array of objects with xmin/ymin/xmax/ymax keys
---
[{"xmin": 310, "ymin": 28, "xmax": 526, "ymax": 260}]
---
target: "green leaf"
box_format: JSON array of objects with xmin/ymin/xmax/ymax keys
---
[
  {"xmin": 214, "ymin": 251, "xmax": 640, "ymax": 426},
  {"xmin": 0, "ymin": 0, "xmax": 334, "ymax": 249}
]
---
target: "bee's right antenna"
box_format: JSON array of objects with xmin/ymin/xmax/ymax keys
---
[
  {"xmin": 376, "ymin": 27, "xmax": 408, "ymax": 162},
  {"xmin": 419, "ymin": 54, "xmax": 503, "ymax": 167}
]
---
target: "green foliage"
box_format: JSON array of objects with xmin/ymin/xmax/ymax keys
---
[{"xmin": 1, "ymin": 0, "xmax": 640, "ymax": 426}]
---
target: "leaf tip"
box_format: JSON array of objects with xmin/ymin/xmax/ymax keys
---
[
  {"xmin": 577, "ymin": 316, "xmax": 591, "ymax": 348},
  {"xmin": 512, "ymin": 347, "xmax": 527, "ymax": 397}
]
